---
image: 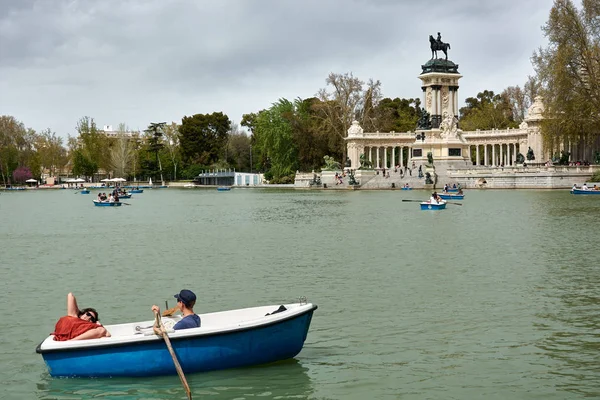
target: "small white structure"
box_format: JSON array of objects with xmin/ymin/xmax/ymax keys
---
[{"xmin": 234, "ymin": 172, "xmax": 264, "ymax": 186}]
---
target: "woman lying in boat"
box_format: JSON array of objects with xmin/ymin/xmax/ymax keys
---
[
  {"xmin": 52, "ymin": 293, "xmax": 111, "ymax": 341},
  {"xmin": 151, "ymin": 289, "xmax": 201, "ymax": 330}
]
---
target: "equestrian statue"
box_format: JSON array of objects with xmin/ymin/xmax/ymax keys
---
[{"xmin": 429, "ymin": 32, "xmax": 451, "ymax": 60}]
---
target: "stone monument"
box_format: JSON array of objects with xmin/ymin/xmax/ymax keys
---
[{"xmin": 413, "ymin": 33, "xmax": 471, "ymax": 176}]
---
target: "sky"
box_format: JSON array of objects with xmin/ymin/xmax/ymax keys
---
[{"xmin": 0, "ymin": 0, "xmax": 556, "ymax": 138}]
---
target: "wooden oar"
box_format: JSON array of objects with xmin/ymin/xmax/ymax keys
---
[
  {"xmin": 120, "ymin": 202, "xmax": 131, "ymax": 205},
  {"xmin": 153, "ymin": 310, "xmax": 192, "ymax": 400},
  {"xmin": 162, "ymin": 305, "xmax": 179, "ymax": 317}
]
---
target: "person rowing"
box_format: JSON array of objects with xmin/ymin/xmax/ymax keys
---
[{"xmin": 429, "ymin": 191, "xmax": 444, "ymax": 205}]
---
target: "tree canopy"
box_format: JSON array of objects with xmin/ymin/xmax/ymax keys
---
[
  {"xmin": 179, "ymin": 112, "xmax": 231, "ymax": 166},
  {"xmin": 532, "ymin": 0, "xmax": 600, "ymax": 143}
]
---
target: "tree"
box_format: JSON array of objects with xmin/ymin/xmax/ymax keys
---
[
  {"xmin": 179, "ymin": 112, "xmax": 231, "ymax": 166},
  {"xmin": 0, "ymin": 116, "xmax": 27, "ymax": 185},
  {"xmin": 501, "ymin": 86, "xmax": 528, "ymax": 123},
  {"xmin": 36, "ymin": 128, "xmax": 67, "ymax": 179},
  {"xmin": 316, "ymin": 72, "xmax": 379, "ymax": 164},
  {"xmin": 531, "ymin": 0, "xmax": 600, "ymax": 153},
  {"xmin": 145, "ymin": 122, "xmax": 166, "ymax": 183},
  {"xmin": 12, "ymin": 166, "xmax": 32, "ymax": 183},
  {"xmin": 225, "ymin": 122, "xmax": 251, "ymax": 172},
  {"xmin": 108, "ymin": 123, "xmax": 134, "ymax": 178},
  {"xmin": 72, "ymin": 117, "xmax": 107, "ymax": 180},
  {"xmin": 375, "ymin": 97, "xmax": 421, "ymax": 133},
  {"xmin": 253, "ymin": 99, "xmax": 298, "ymax": 182},
  {"xmin": 459, "ymin": 90, "xmax": 518, "ymax": 130},
  {"xmin": 162, "ymin": 122, "xmax": 181, "ymax": 180}
]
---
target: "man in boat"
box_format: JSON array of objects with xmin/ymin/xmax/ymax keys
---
[
  {"xmin": 52, "ymin": 293, "xmax": 111, "ymax": 341},
  {"xmin": 152, "ymin": 289, "xmax": 200, "ymax": 330}
]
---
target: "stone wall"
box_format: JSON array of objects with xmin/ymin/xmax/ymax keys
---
[{"xmin": 448, "ymin": 165, "xmax": 599, "ymax": 189}]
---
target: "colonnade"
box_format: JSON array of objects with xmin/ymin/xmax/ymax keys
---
[
  {"xmin": 363, "ymin": 146, "xmax": 410, "ymax": 169},
  {"xmin": 469, "ymin": 143, "xmax": 521, "ymax": 167}
]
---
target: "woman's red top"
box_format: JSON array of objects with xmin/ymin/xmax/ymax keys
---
[{"xmin": 52, "ymin": 316, "xmax": 97, "ymax": 341}]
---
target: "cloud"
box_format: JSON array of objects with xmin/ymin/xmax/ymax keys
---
[{"xmin": 0, "ymin": 0, "xmax": 554, "ymax": 136}]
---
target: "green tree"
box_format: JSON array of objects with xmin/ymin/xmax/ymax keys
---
[
  {"xmin": 72, "ymin": 117, "xmax": 107, "ymax": 180},
  {"xmin": 253, "ymin": 99, "xmax": 298, "ymax": 182},
  {"xmin": 375, "ymin": 97, "xmax": 421, "ymax": 133},
  {"xmin": 459, "ymin": 90, "xmax": 518, "ymax": 131},
  {"xmin": 531, "ymin": 0, "xmax": 600, "ymax": 154},
  {"xmin": 179, "ymin": 112, "xmax": 231, "ymax": 166},
  {"xmin": 0, "ymin": 116, "xmax": 27, "ymax": 185},
  {"xmin": 145, "ymin": 122, "xmax": 166, "ymax": 183},
  {"xmin": 224, "ymin": 122, "xmax": 251, "ymax": 172}
]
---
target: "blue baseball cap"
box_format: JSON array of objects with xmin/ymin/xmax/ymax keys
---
[{"xmin": 174, "ymin": 289, "xmax": 196, "ymax": 306}]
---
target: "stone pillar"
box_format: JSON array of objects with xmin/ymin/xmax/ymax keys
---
[
  {"xmin": 476, "ymin": 145, "xmax": 480, "ymax": 166},
  {"xmin": 400, "ymin": 146, "xmax": 404, "ymax": 167},
  {"xmin": 384, "ymin": 147, "xmax": 388, "ymax": 169},
  {"xmin": 512, "ymin": 143, "xmax": 517, "ymax": 165},
  {"xmin": 492, "ymin": 144, "xmax": 496, "ymax": 166},
  {"xmin": 484, "ymin": 144, "xmax": 488, "ymax": 166},
  {"xmin": 376, "ymin": 147, "xmax": 380, "ymax": 169},
  {"xmin": 392, "ymin": 147, "xmax": 396, "ymax": 168},
  {"xmin": 368, "ymin": 147, "xmax": 372, "ymax": 164}
]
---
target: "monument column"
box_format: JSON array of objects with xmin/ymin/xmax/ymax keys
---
[
  {"xmin": 400, "ymin": 146, "xmax": 404, "ymax": 167},
  {"xmin": 476, "ymin": 145, "xmax": 480, "ymax": 166},
  {"xmin": 484, "ymin": 145, "xmax": 488, "ymax": 166},
  {"xmin": 384, "ymin": 147, "xmax": 388, "ymax": 169}
]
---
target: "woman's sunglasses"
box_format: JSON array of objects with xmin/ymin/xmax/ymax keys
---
[{"xmin": 85, "ymin": 312, "xmax": 97, "ymax": 323}]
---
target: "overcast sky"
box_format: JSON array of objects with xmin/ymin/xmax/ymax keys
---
[{"xmin": 0, "ymin": 0, "xmax": 555, "ymax": 138}]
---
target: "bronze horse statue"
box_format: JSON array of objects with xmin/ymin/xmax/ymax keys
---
[{"xmin": 429, "ymin": 35, "xmax": 451, "ymax": 60}]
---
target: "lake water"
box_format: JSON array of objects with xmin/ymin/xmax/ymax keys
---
[{"xmin": 0, "ymin": 188, "xmax": 599, "ymax": 399}]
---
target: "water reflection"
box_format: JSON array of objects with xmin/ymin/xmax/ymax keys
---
[
  {"xmin": 36, "ymin": 359, "xmax": 313, "ymax": 399},
  {"xmin": 534, "ymin": 200, "xmax": 600, "ymax": 398}
]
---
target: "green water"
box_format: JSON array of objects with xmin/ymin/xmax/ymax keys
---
[{"xmin": 0, "ymin": 188, "xmax": 599, "ymax": 399}]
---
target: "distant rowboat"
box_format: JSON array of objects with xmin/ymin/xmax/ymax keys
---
[
  {"xmin": 439, "ymin": 193, "xmax": 464, "ymax": 200},
  {"xmin": 571, "ymin": 188, "xmax": 600, "ymax": 195},
  {"xmin": 93, "ymin": 200, "xmax": 122, "ymax": 207},
  {"xmin": 420, "ymin": 201, "xmax": 447, "ymax": 210}
]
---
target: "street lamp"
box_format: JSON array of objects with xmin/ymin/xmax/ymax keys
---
[{"xmin": 250, "ymin": 144, "xmax": 253, "ymax": 174}]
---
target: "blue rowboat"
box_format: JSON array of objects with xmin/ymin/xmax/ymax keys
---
[
  {"xmin": 420, "ymin": 201, "xmax": 447, "ymax": 210},
  {"xmin": 401, "ymin": 187, "xmax": 412, "ymax": 190},
  {"xmin": 117, "ymin": 194, "xmax": 132, "ymax": 199},
  {"xmin": 439, "ymin": 193, "xmax": 464, "ymax": 200},
  {"xmin": 36, "ymin": 302, "xmax": 317, "ymax": 378},
  {"xmin": 80, "ymin": 190, "xmax": 90, "ymax": 194},
  {"xmin": 445, "ymin": 188, "xmax": 459, "ymax": 192},
  {"xmin": 571, "ymin": 188, "xmax": 600, "ymax": 195},
  {"xmin": 129, "ymin": 189, "xmax": 144, "ymax": 194},
  {"xmin": 217, "ymin": 187, "xmax": 231, "ymax": 191},
  {"xmin": 93, "ymin": 200, "xmax": 122, "ymax": 207}
]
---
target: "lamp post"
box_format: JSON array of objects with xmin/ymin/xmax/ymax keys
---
[{"xmin": 250, "ymin": 144, "xmax": 253, "ymax": 174}]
